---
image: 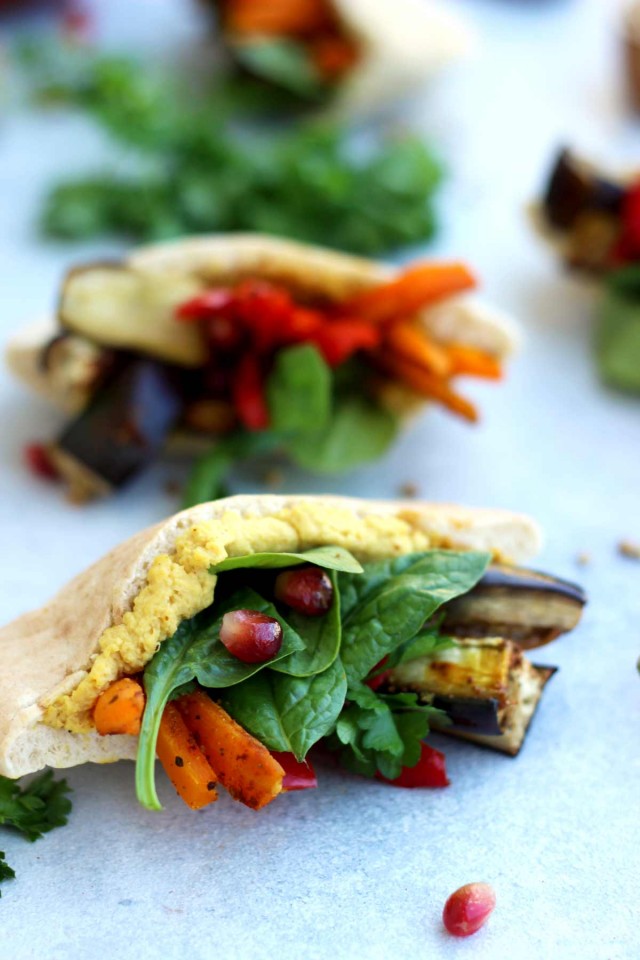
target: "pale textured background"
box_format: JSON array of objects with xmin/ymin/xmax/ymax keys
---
[{"xmin": 0, "ymin": 1, "xmax": 638, "ymax": 958}]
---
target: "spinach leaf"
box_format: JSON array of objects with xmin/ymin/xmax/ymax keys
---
[
  {"xmin": 233, "ymin": 38, "xmax": 326, "ymax": 100},
  {"xmin": 135, "ymin": 588, "xmax": 305, "ymax": 809},
  {"xmin": 596, "ymin": 271, "xmax": 640, "ymax": 393},
  {"xmin": 222, "ymin": 657, "xmax": 347, "ymax": 760},
  {"xmin": 385, "ymin": 628, "xmax": 455, "ymax": 670},
  {"xmin": 287, "ymin": 397, "xmax": 398, "ymax": 473},
  {"xmin": 182, "ymin": 432, "xmax": 279, "ymax": 508},
  {"xmin": 267, "ymin": 344, "xmax": 332, "ymax": 437},
  {"xmin": 272, "ymin": 570, "xmax": 341, "ymax": 677},
  {"xmin": 212, "ymin": 545, "xmax": 362, "ymax": 575},
  {"xmin": 339, "ymin": 551, "xmax": 490, "ymax": 686}
]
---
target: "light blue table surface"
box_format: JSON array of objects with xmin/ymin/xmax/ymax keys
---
[{"xmin": 0, "ymin": 1, "xmax": 638, "ymax": 957}]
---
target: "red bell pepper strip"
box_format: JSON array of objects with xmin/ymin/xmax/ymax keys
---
[
  {"xmin": 611, "ymin": 180, "xmax": 640, "ymax": 265},
  {"xmin": 232, "ymin": 354, "xmax": 270, "ymax": 431},
  {"xmin": 377, "ymin": 743, "xmax": 450, "ymax": 788},
  {"xmin": 310, "ymin": 319, "xmax": 381, "ymax": 367},
  {"xmin": 271, "ymin": 752, "xmax": 318, "ymax": 791},
  {"xmin": 364, "ymin": 656, "xmax": 391, "ymax": 692},
  {"xmin": 175, "ymin": 288, "xmax": 236, "ymax": 322}
]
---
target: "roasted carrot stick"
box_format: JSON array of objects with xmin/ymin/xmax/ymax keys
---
[
  {"xmin": 386, "ymin": 321, "xmax": 452, "ymax": 378},
  {"xmin": 226, "ymin": 0, "xmax": 333, "ymax": 36},
  {"xmin": 93, "ymin": 678, "xmax": 146, "ymax": 736},
  {"xmin": 310, "ymin": 35, "xmax": 359, "ymax": 79},
  {"xmin": 156, "ymin": 702, "xmax": 218, "ymax": 810},
  {"xmin": 446, "ymin": 343, "xmax": 503, "ymax": 380},
  {"xmin": 380, "ymin": 354, "xmax": 478, "ymax": 423},
  {"xmin": 177, "ymin": 691, "xmax": 285, "ymax": 811},
  {"xmin": 345, "ymin": 263, "xmax": 477, "ymax": 325}
]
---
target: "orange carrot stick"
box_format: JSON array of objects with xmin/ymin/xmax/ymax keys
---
[
  {"xmin": 345, "ymin": 263, "xmax": 477, "ymax": 325},
  {"xmin": 156, "ymin": 702, "xmax": 218, "ymax": 811},
  {"xmin": 93, "ymin": 678, "xmax": 146, "ymax": 736},
  {"xmin": 177, "ymin": 691, "xmax": 285, "ymax": 811},
  {"xmin": 380, "ymin": 354, "xmax": 478, "ymax": 423},
  {"xmin": 446, "ymin": 343, "xmax": 503, "ymax": 380},
  {"xmin": 226, "ymin": 0, "xmax": 333, "ymax": 36},
  {"xmin": 386, "ymin": 321, "xmax": 453, "ymax": 378},
  {"xmin": 310, "ymin": 35, "xmax": 359, "ymax": 79}
]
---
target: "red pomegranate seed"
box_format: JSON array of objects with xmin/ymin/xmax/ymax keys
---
[
  {"xmin": 274, "ymin": 566, "xmax": 333, "ymax": 616},
  {"xmin": 220, "ymin": 609, "xmax": 283, "ymax": 663},
  {"xmin": 443, "ymin": 883, "xmax": 496, "ymax": 938},
  {"xmin": 24, "ymin": 443, "xmax": 59, "ymax": 481}
]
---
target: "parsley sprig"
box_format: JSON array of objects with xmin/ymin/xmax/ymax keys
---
[{"xmin": 0, "ymin": 771, "xmax": 73, "ymax": 896}]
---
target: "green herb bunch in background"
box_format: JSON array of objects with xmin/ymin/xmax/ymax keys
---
[{"xmin": 16, "ymin": 41, "xmax": 443, "ymax": 255}]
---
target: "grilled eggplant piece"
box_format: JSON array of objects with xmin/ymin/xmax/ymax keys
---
[
  {"xmin": 441, "ymin": 564, "xmax": 586, "ymax": 649},
  {"xmin": 386, "ymin": 638, "xmax": 555, "ymax": 756},
  {"xmin": 41, "ymin": 333, "xmax": 116, "ymax": 414},
  {"xmin": 51, "ymin": 357, "xmax": 185, "ymax": 501},
  {"xmin": 60, "ymin": 264, "xmax": 206, "ymax": 368},
  {"xmin": 543, "ymin": 150, "xmax": 624, "ymax": 230}
]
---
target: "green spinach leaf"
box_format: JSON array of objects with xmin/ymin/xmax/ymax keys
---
[
  {"xmin": 223, "ymin": 657, "xmax": 347, "ymax": 760},
  {"xmin": 272, "ymin": 570, "xmax": 341, "ymax": 677},
  {"xmin": 233, "ymin": 38, "xmax": 326, "ymax": 100},
  {"xmin": 267, "ymin": 344, "xmax": 332, "ymax": 437},
  {"xmin": 287, "ymin": 397, "xmax": 398, "ymax": 473},
  {"xmin": 597, "ymin": 270, "xmax": 640, "ymax": 393},
  {"xmin": 212, "ymin": 545, "xmax": 362, "ymax": 575},
  {"xmin": 339, "ymin": 551, "xmax": 490, "ymax": 686}
]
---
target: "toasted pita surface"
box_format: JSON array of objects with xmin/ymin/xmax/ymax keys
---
[
  {"xmin": 0, "ymin": 495, "xmax": 540, "ymax": 779},
  {"xmin": 5, "ymin": 234, "xmax": 519, "ymax": 415}
]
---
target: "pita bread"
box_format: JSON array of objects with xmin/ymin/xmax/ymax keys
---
[
  {"xmin": 0, "ymin": 495, "xmax": 540, "ymax": 779},
  {"xmin": 5, "ymin": 234, "xmax": 518, "ymax": 418},
  {"xmin": 224, "ymin": 0, "xmax": 472, "ymax": 116}
]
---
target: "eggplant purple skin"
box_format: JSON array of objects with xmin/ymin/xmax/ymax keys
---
[
  {"xmin": 479, "ymin": 565, "xmax": 585, "ymax": 604},
  {"xmin": 56, "ymin": 356, "xmax": 185, "ymax": 489},
  {"xmin": 430, "ymin": 694, "xmax": 502, "ymax": 737},
  {"xmin": 543, "ymin": 149, "xmax": 625, "ymax": 230}
]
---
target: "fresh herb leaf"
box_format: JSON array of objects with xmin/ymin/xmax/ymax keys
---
[
  {"xmin": 212, "ymin": 546, "xmax": 363, "ymax": 575},
  {"xmin": 597, "ymin": 269, "xmax": 640, "ymax": 393},
  {"xmin": 233, "ymin": 38, "xmax": 326, "ymax": 100},
  {"xmin": 0, "ymin": 852, "xmax": 15, "ymax": 896},
  {"xmin": 272, "ymin": 570, "xmax": 341, "ymax": 677},
  {"xmin": 136, "ymin": 589, "xmax": 305, "ymax": 809},
  {"xmin": 267, "ymin": 344, "xmax": 332, "ymax": 437},
  {"xmin": 287, "ymin": 397, "xmax": 398, "ymax": 473},
  {"xmin": 181, "ymin": 432, "xmax": 277, "ymax": 509},
  {"xmin": 338, "ymin": 551, "xmax": 490, "ymax": 686},
  {"xmin": 17, "ymin": 42, "xmax": 443, "ymax": 255},
  {"xmin": 385, "ymin": 627, "xmax": 455, "ymax": 670},
  {"xmin": 0, "ymin": 771, "xmax": 72, "ymax": 842},
  {"xmin": 223, "ymin": 657, "xmax": 347, "ymax": 760}
]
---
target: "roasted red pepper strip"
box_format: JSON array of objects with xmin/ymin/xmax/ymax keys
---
[
  {"xmin": 377, "ymin": 743, "xmax": 450, "ymax": 788},
  {"xmin": 310, "ymin": 319, "xmax": 381, "ymax": 367},
  {"xmin": 271, "ymin": 752, "xmax": 318, "ymax": 791},
  {"xmin": 364, "ymin": 656, "xmax": 391, "ymax": 692},
  {"xmin": 232, "ymin": 354, "xmax": 270, "ymax": 430},
  {"xmin": 175, "ymin": 289, "xmax": 236, "ymax": 321}
]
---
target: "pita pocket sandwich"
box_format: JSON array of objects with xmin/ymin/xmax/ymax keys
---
[
  {"xmin": 204, "ymin": 0, "xmax": 471, "ymax": 114},
  {"xmin": 6, "ymin": 234, "xmax": 517, "ymax": 503},
  {"xmin": 0, "ymin": 495, "xmax": 585, "ymax": 813}
]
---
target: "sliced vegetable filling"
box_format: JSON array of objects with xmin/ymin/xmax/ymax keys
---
[
  {"xmin": 89, "ymin": 547, "xmax": 584, "ymax": 812},
  {"xmin": 44, "ymin": 259, "xmax": 499, "ymax": 502}
]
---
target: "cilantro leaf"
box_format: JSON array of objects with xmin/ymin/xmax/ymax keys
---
[{"xmin": 0, "ymin": 852, "xmax": 16, "ymax": 896}]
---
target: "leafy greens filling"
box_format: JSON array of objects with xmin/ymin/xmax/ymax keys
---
[{"xmin": 136, "ymin": 546, "xmax": 490, "ymax": 809}]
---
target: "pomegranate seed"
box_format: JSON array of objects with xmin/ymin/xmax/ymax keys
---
[
  {"xmin": 220, "ymin": 609, "xmax": 283, "ymax": 663},
  {"xmin": 274, "ymin": 566, "xmax": 333, "ymax": 616},
  {"xmin": 24, "ymin": 443, "xmax": 59, "ymax": 481},
  {"xmin": 443, "ymin": 883, "xmax": 496, "ymax": 938}
]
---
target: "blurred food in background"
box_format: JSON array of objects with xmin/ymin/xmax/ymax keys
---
[
  {"xmin": 6, "ymin": 235, "xmax": 517, "ymax": 503},
  {"xmin": 536, "ymin": 148, "xmax": 640, "ymax": 394},
  {"xmin": 202, "ymin": 0, "xmax": 470, "ymax": 113},
  {"xmin": 14, "ymin": 41, "xmax": 444, "ymax": 254}
]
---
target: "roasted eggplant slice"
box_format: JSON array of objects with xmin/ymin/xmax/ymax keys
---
[
  {"xmin": 441, "ymin": 564, "xmax": 586, "ymax": 649},
  {"xmin": 385, "ymin": 638, "xmax": 556, "ymax": 755},
  {"xmin": 41, "ymin": 333, "xmax": 116, "ymax": 414},
  {"xmin": 51, "ymin": 357, "xmax": 185, "ymax": 501},
  {"xmin": 543, "ymin": 150, "xmax": 624, "ymax": 230}
]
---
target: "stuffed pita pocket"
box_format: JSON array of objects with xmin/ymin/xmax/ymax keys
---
[
  {"xmin": 205, "ymin": 0, "xmax": 471, "ymax": 114},
  {"xmin": 6, "ymin": 234, "xmax": 517, "ymax": 503},
  {"xmin": 0, "ymin": 495, "xmax": 585, "ymax": 812}
]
